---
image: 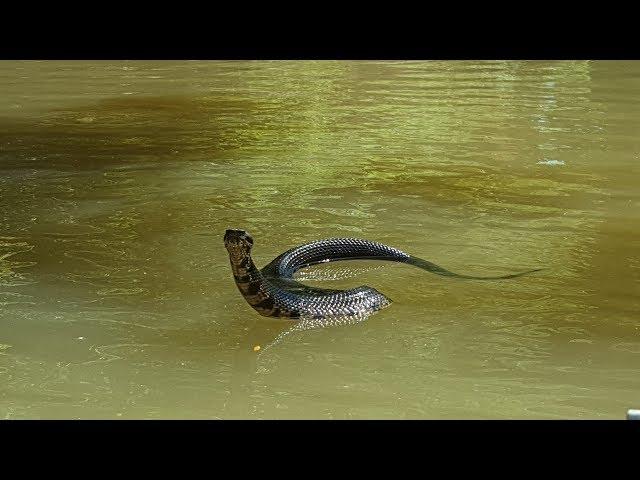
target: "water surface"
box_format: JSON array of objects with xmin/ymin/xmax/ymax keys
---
[{"xmin": 1, "ymin": 60, "xmax": 639, "ymax": 419}]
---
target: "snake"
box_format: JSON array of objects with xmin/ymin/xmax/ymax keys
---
[{"xmin": 224, "ymin": 229, "xmax": 541, "ymax": 321}]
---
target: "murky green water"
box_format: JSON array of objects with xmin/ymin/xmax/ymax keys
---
[{"xmin": 1, "ymin": 60, "xmax": 639, "ymax": 419}]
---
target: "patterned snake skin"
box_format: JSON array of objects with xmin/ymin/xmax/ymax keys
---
[{"xmin": 224, "ymin": 229, "xmax": 540, "ymax": 320}]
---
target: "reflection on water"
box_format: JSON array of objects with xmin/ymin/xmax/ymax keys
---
[{"xmin": 0, "ymin": 60, "xmax": 639, "ymax": 419}]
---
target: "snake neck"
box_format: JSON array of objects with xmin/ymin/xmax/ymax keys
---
[
  {"xmin": 228, "ymin": 253, "xmax": 282, "ymax": 316},
  {"xmin": 229, "ymin": 254, "xmax": 263, "ymax": 293}
]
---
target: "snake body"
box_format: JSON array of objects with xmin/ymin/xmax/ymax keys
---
[{"xmin": 224, "ymin": 229, "xmax": 540, "ymax": 320}]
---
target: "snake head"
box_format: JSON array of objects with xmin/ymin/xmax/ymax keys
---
[{"xmin": 224, "ymin": 229, "xmax": 254, "ymax": 258}]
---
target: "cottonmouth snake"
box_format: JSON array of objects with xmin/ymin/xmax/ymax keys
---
[{"xmin": 224, "ymin": 229, "xmax": 540, "ymax": 320}]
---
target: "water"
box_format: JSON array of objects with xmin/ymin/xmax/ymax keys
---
[{"xmin": 0, "ymin": 60, "xmax": 639, "ymax": 419}]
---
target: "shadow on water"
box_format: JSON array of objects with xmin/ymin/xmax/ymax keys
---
[
  {"xmin": 0, "ymin": 93, "xmax": 267, "ymax": 312},
  {"xmin": 0, "ymin": 94, "xmax": 259, "ymax": 171}
]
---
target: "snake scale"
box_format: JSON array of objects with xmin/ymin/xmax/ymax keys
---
[{"xmin": 224, "ymin": 229, "xmax": 540, "ymax": 321}]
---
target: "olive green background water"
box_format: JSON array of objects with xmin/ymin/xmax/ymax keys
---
[{"xmin": 1, "ymin": 60, "xmax": 638, "ymax": 419}]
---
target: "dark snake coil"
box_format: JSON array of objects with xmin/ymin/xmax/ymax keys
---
[{"xmin": 224, "ymin": 229, "xmax": 540, "ymax": 320}]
